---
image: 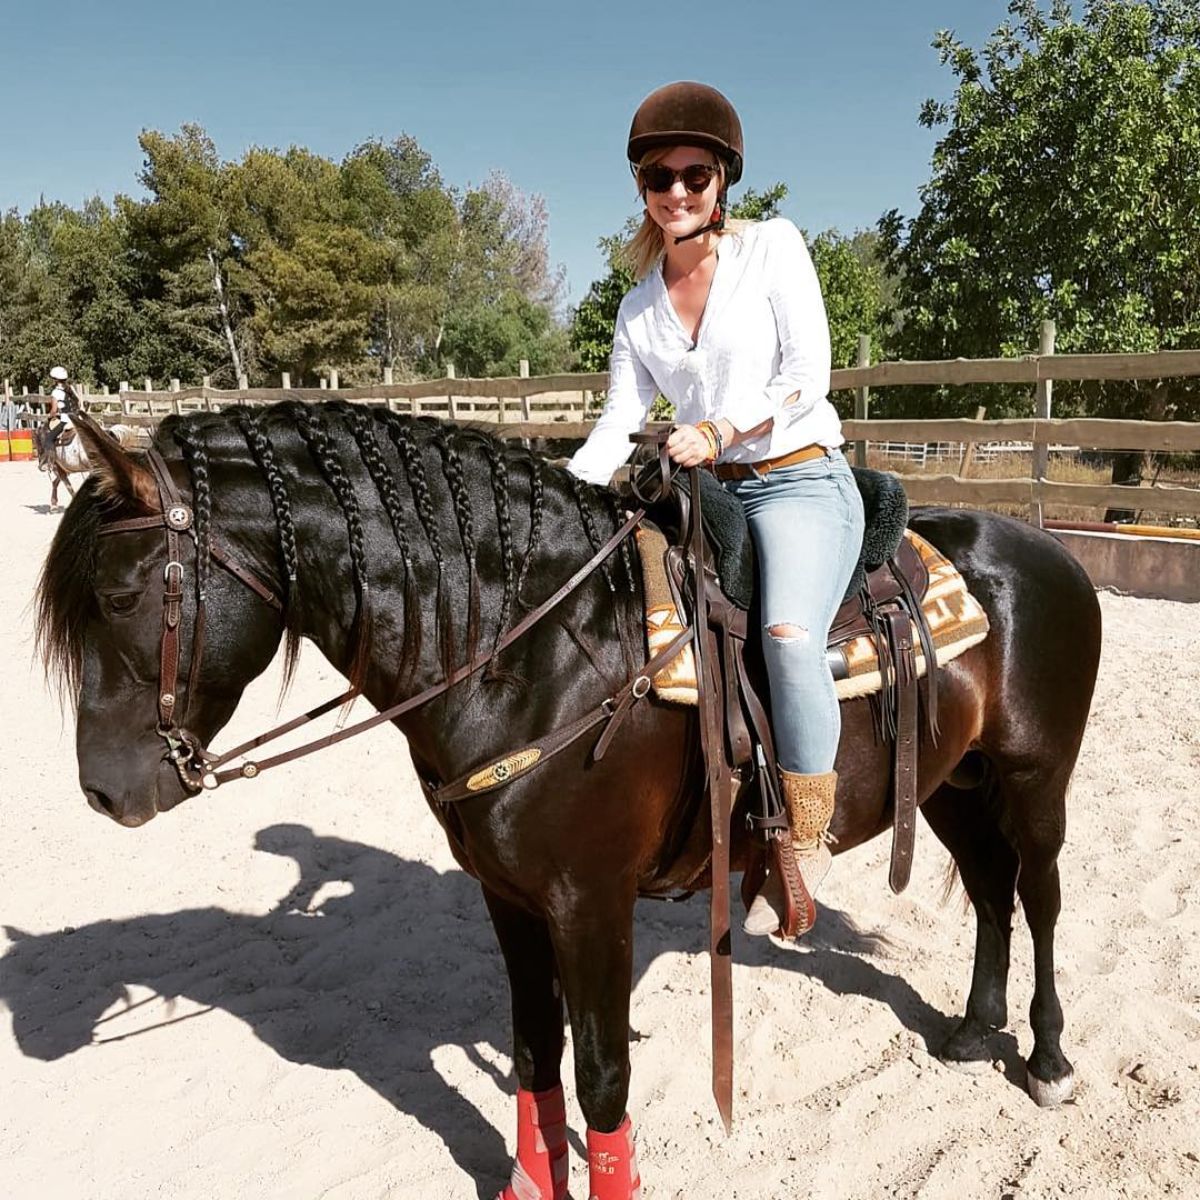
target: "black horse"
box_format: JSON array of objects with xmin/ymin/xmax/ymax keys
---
[{"xmin": 36, "ymin": 402, "xmax": 1101, "ymax": 1199}]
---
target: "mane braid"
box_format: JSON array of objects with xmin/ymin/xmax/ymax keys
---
[
  {"xmin": 483, "ymin": 439, "xmax": 518, "ymax": 682},
  {"xmin": 234, "ymin": 408, "xmax": 304, "ymax": 687},
  {"xmin": 293, "ymin": 406, "xmax": 373, "ymax": 691},
  {"xmin": 570, "ymin": 474, "xmax": 617, "ymax": 594},
  {"xmin": 602, "ymin": 490, "xmax": 637, "ymax": 594},
  {"xmin": 435, "ymin": 431, "xmax": 481, "ymax": 663},
  {"xmin": 172, "ymin": 424, "xmax": 212, "ymax": 604},
  {"xmin": 515, "ymin": 457, "xmax": 544, "ymax": 610},
  {"xmin": 344, "ymin": 406, "xmax": 422, "ymax": 694},
  {"xmin": 389, "ymin": 420, "xmax": 457, "ymax": 676}
]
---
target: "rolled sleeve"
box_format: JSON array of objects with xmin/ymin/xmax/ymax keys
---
[{"xmin": 567, "ymin": 308, "xmax": 659, "ymax": 485}]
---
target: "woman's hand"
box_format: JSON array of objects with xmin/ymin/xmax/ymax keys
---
[
  {"xmin": 665, "ymin": 417, "xmax": 759, "ymax": 467},
  {"xmin": 666, "ymin": 424, "xmax": 714, "ymax": 468}
]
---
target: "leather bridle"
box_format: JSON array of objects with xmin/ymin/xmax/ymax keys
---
[{"xmin": 95, "ymin": 446, "xmax": 691, "ymax": 799}]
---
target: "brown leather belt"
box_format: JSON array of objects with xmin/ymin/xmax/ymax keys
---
[{"xmin": 713, "ymin": 443, "xmax": 829, "ymax": 481}]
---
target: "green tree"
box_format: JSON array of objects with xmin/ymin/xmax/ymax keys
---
[
  {"xmin": 0, "ymin": 208, "xmax": 83, "ymax": 388},
  {"xmin": 440, "ymin": 290, "xmax": 571, "ymax": 378},
  {"xmin": 339, "ymin": 136, "xmax": 459, "ymax": 375},
  {"xmin": 36, "ymin": 197, "xmax": 149, "ymax": 386},
  {"xmin": 810, "ymin": 228, "xmax": 888, "ymax": 370},
  {"xmin": 120, "ymin": 125, "xmax": 250, "ymax": 384},
  {"xmin": 879, "ymin": 0, "xmax": 1200, "ymax": 418},
  {"xmin": 233, "ymin": 145, "xmax": 375, "ymax": 381},
  {"xmin": 430, "ymin": 171, "xmax": 570, "ymax": 377},
  {"xmin": 569, "ymin": 224, "xmax": 638, "ymax": 373}
]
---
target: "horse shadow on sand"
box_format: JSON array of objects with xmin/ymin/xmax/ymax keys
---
[{"xmin": 0, "ymin": 823, "xmax": 1013, "ymax": 1197}]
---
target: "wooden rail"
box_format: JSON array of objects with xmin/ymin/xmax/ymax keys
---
[
  {"xmin": 828, "ymin": 348, "xmax": 1200, "ymax": 390},
  {"xmin": 7, "ymin": 345, "xmax": 1198, "ymax": 519}
]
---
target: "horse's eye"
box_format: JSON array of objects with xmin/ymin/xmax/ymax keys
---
[{"xmin": 104, "ymin": 593, "xmax": 141, "ymax": 616}]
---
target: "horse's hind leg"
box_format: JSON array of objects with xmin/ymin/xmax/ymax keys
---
[
  {"xmin": 483, "ymin": 887, "xmax": 569, "ymax": 1200},
  {"xmin": 998, "ymin": 761, "xmax": 1076, "ymax": 1107},
  {"xmin": 920, "ymin": 774, "xmax": 1018, "ymax": 1068}
]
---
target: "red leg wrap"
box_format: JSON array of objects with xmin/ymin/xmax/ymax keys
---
[
  {"xmin": 586, "ymin": 1116, "xmax": 641, "ymax": 1200},
  {"xmin": 497, "ymin": 1085, "xmax": 570, "ymax": 1200}
]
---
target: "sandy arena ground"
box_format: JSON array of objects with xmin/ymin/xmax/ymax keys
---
[{"xmin": 1, "ymin": 458, "xmax": 1199, "ymax": 1200}]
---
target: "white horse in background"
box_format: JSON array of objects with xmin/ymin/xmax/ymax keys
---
[{"xmin": 35, "ymin": 421, "xmax": 142, "ymax": 511}]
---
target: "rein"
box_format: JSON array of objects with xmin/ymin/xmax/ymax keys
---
[{"xmin": 97, "ymin": 446, "xmax": 690, "ymax": 796}]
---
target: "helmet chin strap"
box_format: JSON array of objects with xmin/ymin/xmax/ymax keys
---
[{"xmin": 673, "ymin": 190, "xmax": 727, "ymax": 245}]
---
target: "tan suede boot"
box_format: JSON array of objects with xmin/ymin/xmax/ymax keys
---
[{"xmin": 744, "ymin": 770, "xmax": 837, "ymax": 937}]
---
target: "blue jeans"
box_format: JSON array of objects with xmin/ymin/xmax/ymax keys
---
[{"xmin": 724, "ymin": 449, "xmax": 865, "ymax": 773}]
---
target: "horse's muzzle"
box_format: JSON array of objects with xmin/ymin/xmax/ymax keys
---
[{"xmin": 83, "ymin": 759, "xmax": 194, "ymax": 826}]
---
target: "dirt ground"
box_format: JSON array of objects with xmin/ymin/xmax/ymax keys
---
[{"xmin": 2, "ymin": 458, "xmax": 1199, "ymax": 1200}]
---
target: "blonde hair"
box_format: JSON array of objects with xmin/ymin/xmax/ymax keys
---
[{"xmin": 624, "ymin": 146, "xmax": 744, "ymax": 279}]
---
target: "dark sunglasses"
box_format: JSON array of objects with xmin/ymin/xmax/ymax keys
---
[{"xmin": 639, "ymin": 163, "xmax": 718, "ymax": 194}]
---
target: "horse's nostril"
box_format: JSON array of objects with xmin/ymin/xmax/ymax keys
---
[{"xmin": 86, "ymin": 789, "xmax": 116, "ymax": 817}]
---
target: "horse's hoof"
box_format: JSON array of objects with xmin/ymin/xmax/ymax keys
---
[{"xmin": 1027, "ymin": 1067, "xmax": 1074, "ymax": 1107}]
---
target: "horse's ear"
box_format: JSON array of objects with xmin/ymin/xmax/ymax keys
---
[{"xmin": 73, "ymin": 414, "xmax": 159, "ymax": 511}]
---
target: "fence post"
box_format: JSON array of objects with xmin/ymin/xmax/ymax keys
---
[
  {"xmin": 329, "ymin": 369, "xmax": 339, "ymax": 391},
  {"xmin": 1033, "ymin": 319, "xmax": 1055, "ymax": 480},
  {"xmin": 519, "ymin": 358, "xmax": 532, "ymax": 422},
  {"xmin": 202, "ymin": 375, "xmax": 212, "ymax": 390},
  {"xmin": 445, "ymin": 362, "xmax": 458, "ymax": 419},
  {"xmin": 958, "ymin": 405, "xmax": 987, "ymax": 477},
  {"xmin": 281, "ymin": 371, "xmax": 291, "ymax": 390},
  {"xmin": 170, "ymin": 378, "xmax": 180, "ymax": 392},
  {"xmin": 238, "ymin": 373, "xmax": 249, "ymax": 391},
  {"xmin": 1032, "ymin": 318, "xmax": 1056, "ymax": 527},
  {"xmin": 854, "ymin": 334, "xmax": 871, "ymax": 468},
  {"xmin": 383, "ymin": 366, "xmax": 393, "ymax": 386},
  {"xmin": 144, "ymin": 377, "xmax": 153, "ymax": 393},
  {"xmin": 319, "ymin": 377, "xmax": 328, "ymax": 390},
  {"xmin": 2, "ymin": 378, "xmax": 9, "ymax": 399}
]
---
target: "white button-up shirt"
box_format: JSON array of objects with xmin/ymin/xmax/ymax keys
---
[{"xmin": 568, "ymin": 217, "xmax": 844, "ymax": 485}]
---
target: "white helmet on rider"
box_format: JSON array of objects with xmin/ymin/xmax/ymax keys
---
[{"xmin": 49, "ymin": 366, "xmax": 69, "ymax": 382}]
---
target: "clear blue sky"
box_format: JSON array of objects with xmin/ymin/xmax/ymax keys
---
[{"xmin": 4, "ymin": 0, "xmax": 1004, "ymax": 305}]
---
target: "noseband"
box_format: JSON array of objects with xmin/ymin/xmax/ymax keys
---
[{"xmin": 94, "ymin": 444, "xmax": 690, "ymax": 798}]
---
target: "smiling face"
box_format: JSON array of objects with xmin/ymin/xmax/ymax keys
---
[{"xmin": 639, "ymin": 145, "xmax": 723, "ymax": 243}]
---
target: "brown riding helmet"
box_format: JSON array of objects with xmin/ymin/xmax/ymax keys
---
[{"xmin": 627, "ymin": 81, "xmax": 744, "ymax": 186}]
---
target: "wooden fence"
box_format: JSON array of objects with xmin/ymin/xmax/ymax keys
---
[{"xmin": 6, "ymin": 343, "xmax": 1200, "ymax": 520}]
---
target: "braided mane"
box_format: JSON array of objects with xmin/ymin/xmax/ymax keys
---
[{"xmin": 36, "ymin": 401, "xmax": 636, "ymax": 704}]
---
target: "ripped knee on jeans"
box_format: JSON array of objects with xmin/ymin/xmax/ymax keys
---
[{"xmin": 767, "ymin": 622, "xmax": 809, "ymax": 645}]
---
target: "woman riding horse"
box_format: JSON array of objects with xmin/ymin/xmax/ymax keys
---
[{"xmin": 569, "ymin": 81, "xmax": 865, "ymax": 937}]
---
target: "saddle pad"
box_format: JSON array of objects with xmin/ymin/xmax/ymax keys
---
[{"xmin": 828, "ymin": 530, "xmax": 990, "ymax": 701}]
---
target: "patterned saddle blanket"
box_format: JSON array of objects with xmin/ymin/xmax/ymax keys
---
[
  {"xmin": 638, "ymin": 524, "xmax": 989, "ymax": 707},
  {"xmin": 828, "ymin": 530, "xmax": 989, "ymax": 702}
]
